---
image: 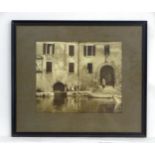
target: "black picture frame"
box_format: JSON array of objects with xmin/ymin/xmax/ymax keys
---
[{"xmin": 11, "ymin": 20, "xmax": 147, "ymax": 137}]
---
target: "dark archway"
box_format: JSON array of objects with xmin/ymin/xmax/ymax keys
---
[
  {"xmin": 53, "ymin": 82, "xmax": 65, "ymax": 92},
  {"xmin": 100, "ymin": 65, "xmax": 115, "ymax": 87},
  {"xmin": 53, "ymin": 82, "xmax": 66, "ymax": 106}
]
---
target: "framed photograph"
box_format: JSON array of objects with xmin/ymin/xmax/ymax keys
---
[{"xmin": 12, "ymin": 20, "xmax": 147, "ymax": 137}]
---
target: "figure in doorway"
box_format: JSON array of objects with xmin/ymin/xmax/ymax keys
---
[{"xmin": 102, "ymin": 78, "xmax": 106, "ymax": 88}]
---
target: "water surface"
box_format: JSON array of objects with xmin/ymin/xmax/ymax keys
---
[{"xmin": 36, "ymin": 92, "xmax": 121, "ymax": 113}]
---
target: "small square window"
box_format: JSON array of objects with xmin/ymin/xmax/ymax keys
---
[
  {"xmin": 69, "ymin": 63, "xmax": 74, "ymax": 73},
  {"xmin": 46, "ymin": 62, "xmax": 52, "ymax": 73},
  {"xmin": 87, "ymin": 63, "xmax": 93, "ymax": 73},
  {"xmin": 69, "ymin": 45, "xmax": 74, "ymax": 56},
  {"xmin": 104, "ymin": 45, "xmax": 110, "ymax": 56}
]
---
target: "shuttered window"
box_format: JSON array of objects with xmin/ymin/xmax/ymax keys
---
[
  {"xmin": 83, "ymin": 45, "xmax": 96, "ymax": 56},
  {"xmin": 43, "ymin": 44, "xmax": 55, "ymax": 55}
]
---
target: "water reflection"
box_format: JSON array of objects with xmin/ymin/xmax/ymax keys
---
[{"xmin": 36, "ymin": 93, "xmax": 121, "ymax": 113}]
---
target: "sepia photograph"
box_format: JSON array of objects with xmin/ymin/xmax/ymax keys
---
[
  {"xmin": 12, "ymin": 21, "xmax": 146, "ymax": 136},
  {"xmin": 36, "ymin": 41, "xmax": 122, "ymax": 113}
]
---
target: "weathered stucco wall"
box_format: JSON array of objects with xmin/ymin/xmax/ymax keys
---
[{"xmin": 36, "ymin": 42, "xmax": 122, "ymax": 92}]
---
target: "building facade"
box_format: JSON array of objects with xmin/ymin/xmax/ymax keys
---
[{"xmin": 36, "ymin": 41, "xmax": 122, "ymax": 93}]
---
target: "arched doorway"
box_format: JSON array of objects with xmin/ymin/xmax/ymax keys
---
[
  {"xmin": 53, "ymin": 82, "xmax": 65, "ymax": 92},
  {"xmin": 53, "ymin": 82, "xmax": 66, "ymax": 106},
  {"xmin": 100, "ymin": 65, "xmax": 115, "ymax": 87}
]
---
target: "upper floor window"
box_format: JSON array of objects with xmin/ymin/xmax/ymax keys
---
[
  {"xmin": 104, "ymin": 45, "xmax": 110, "ymax": 56},
  {"xmin": 69, "ymin": 45, "xmax": 74, "ymax": 56},
  {"xmin": 87, "ymin": 63, "xmax": 93, "ymax": 73},
  {"xmin": 46, "ymin": 62, "xmax": 52, "ymax": 73},
  {"xmin": 43, "ymin": 43, "xmax": 55, "ymax": 55},
  {"xmin": 69, "ymin": 63, "xmax": 74, "ymax": 73},
  {"xmin": 83, "ymin": 45, "xmax": 95, "ymax": 56}
]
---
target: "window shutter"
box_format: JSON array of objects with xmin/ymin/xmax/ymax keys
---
[
  {"xmin": 84, "ymin": 46, "xmax": 86, "ymax": 56},
  {"xmin": 47, "ymin": 44, "xmax": 50, "ymax": 54},
  {"xmin": 93, "ymin": 45, "xmax": 96, "ymax": 56},
  {"xmin": 52, "ymin": 44, "xmax": 55, "ymax": 55},
  {"xmin": 43, "ymin": 44, "xmax": 46, "ymax": 54}
]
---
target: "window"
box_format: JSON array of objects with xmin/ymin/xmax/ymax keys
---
[
  {"xmin": 83, "ymin": 45, "xmax": 96, "ymax": 56},
  {"xmin": 51, "ymin": 44, "xmax": 55, "ymax": 55},
  {"xmin": 104, "ymin": 45, "xmax": 110, "ymax": 56},
  {"xmin": 87, "ymin": 63, "xmax": 93, "ymax": 73},
  {"xmin": 46, "ymin": 62, "xmax": 52, "ymax": 73},
  {"xmin": 93, "ymin": 46, "xmax": 95, "ymax": 55},
  {"xmin": 88, "ymin": 46, "xmax": 92, "ymax": 56},
  {"xmin": 84, "ymin": 46, "xmax": 87, "ymax": 56},
  {"xmin": 47, "ymin": 44, "xmax": 51, "ymax": 54},
  {"xmin": 43, "ymin": 43, "xmax": 46, "ymax": 54},
  {"xmin": 43, "ymin": 43, "xmax": 55, "ymax": 55},
  {"xmin": 69, "ymin": 45, "xmax": 74, "ymax": 56},
  {"xmin": 69, "ymin": 63, "xmax": 74, "ymax": 73}
]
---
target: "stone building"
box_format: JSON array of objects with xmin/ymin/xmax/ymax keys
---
[{"xmin": 36, "ymin": 41, "xmax": 122, "ymax": 93}]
